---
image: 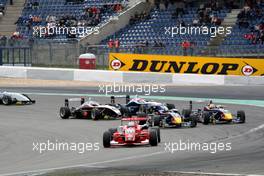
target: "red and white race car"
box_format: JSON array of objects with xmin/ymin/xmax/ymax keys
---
[{"xmin": 103, "ymin": 117, "xmax": 160, "ymax": 148}]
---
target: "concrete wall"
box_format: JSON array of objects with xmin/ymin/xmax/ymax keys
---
[{"xmin": 0, "ymin": 66, "xmax": 263, "ymax": 85}]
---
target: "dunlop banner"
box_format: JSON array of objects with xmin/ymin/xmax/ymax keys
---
[{"xmin": 109, "ymin": 53, "xmax": 264, "ymax": 76}]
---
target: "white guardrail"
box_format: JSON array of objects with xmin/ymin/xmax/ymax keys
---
[{"xmin": 0, "ymin": 66, "xmax": 263, "ymax": 85}]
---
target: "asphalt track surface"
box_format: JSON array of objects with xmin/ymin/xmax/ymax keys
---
[{"xmin": 0, "ymin": 86, "xmax": 264, "ymax": 176}]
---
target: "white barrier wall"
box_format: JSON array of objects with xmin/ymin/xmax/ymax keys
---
[
  {"xmin": 0, "ymin": 66, "xmax": 27, "ymax": 78},
  {"xmin": 0, "ymin": 66, "xmax": 263, "ymax": 85},
  {"xmin": 74, "ymin": 70, "xmax": 123, "ymax": 83}
]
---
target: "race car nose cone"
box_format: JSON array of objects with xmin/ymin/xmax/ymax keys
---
[
  {"xmin": 224, "ymin": 113, "xmax": 233, "ymax": 120},
  {"xmin": 172, "ymin": 117, "xmax": 182, "ymax": 124}
]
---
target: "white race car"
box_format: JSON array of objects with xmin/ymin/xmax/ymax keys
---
[{"xmin": 0, "ymin": 91, "xmax": 36, "ymax": 105}]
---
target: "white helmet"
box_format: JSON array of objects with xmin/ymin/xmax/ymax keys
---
[{"xmin": 128, "ymin": 121, "xmax": 135, "ymax": 127}]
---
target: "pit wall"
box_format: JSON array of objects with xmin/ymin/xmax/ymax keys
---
[{"xmin": 0, "ymin": 66, "xmax": 264, "ymax": 85}]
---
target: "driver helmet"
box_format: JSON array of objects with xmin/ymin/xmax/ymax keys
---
[
  {"xmin": 209, "ymin": 103, "xmax": 216, "ymax": 109},
  {"xmin": 128, "ymin": 121, "xmax": 135, "ymax": 127}
]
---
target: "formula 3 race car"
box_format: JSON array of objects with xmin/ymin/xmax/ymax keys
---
[
  {"xmin": 188, "ymin": 101, "xmax": 246, "ymax": 125},
  {"xmin": 150, "ymin": 109, "xmax": 197, "ymax": 128},
  {"xmin": 103, "ymin": 117, "xmax": 160, "ymax": 148},
  {"xmin": 110, "ymin": 95, "xmax": 175, "ymax": 116},
  {"xmin": 59, "ymin": 98, "xmax": 121, "ymax": 120},
  {"xmin": 0, "ymin": 91, "xmax": 35, "ymax": 105}
]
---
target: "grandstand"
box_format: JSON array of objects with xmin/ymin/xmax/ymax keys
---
[
  {"xmin": 100, "ymin": 6, "xmax": 229, "ymax": 55},
  {"xmin": 0, "ymin": 0, "xmax": 263, "ymax": 67},
  {"xmin": 17, "ymin": 0, "xmax": 129, "ymax": 39},
  {"xmin": 219, "ymin": 2, "xmax": 264, "ymax": 57}
]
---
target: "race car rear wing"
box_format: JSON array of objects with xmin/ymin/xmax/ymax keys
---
[
  {"xmin": 110, "ymin": 95, "xmax": 130, "ymax": 104},
  {"xmin": 65, "ymin": 98, "xmax": 85, "ymax": 107}
]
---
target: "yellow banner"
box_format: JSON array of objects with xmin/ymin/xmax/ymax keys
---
[{"xmin": 109, "ymin": 53, "xmax": 264, "ymax": 76}]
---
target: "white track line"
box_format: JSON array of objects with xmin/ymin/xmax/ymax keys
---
[
  {"xmin": 0, "ymin": 151, "xmax": 164, "ymax": 176},
  {"xmin": 168, "ymin": 171, "xmax": 264, "ymax": 176},
  {"xmin": 218, "ymin": 123, "xmax": 264, "ymax": 142}
]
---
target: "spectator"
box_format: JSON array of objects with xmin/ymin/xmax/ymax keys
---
[
  {"xmin": 66, "ymin": 0, "xmax": 84, "ymax": 4},
  {"xmin": 193, "ymin": 18, "xmax": 200, "ymax": 26},
  {"xmin": 211, "ymin": 16, "xmax": 222, "ymax": 26},
  {"xmin": 0, "ymin": 4, "xmax": 5, "ymax": 16},
  {"xmin": 244, "ymin": 32, "xmax": 256, "ymax": 44},
  {"xmin": 129, "ymin": 15, "xmax": 135, "ymax": 25},
  {"xmin": 129, "ymin": 11, "xmax": 150, "ymax": 25},
  {"xmin": 114, "ymin": 3, "xmax": 123, "ymax": 13},
  {"xmin": 181, "ymin": 41, "xmax": 191, "ymax": 56},
  {"xmin": 173, "ymin": 1, "xmax": 185, "ymax": 18},
  {"xmin": 238, "ymin": 19, "xmax": 249, "ymax": 28},
  {"xmin": 190, "ymin": 41, "xmax": 196, "ymax": 56},
  {"xmin": 155, "ymin": 0, "xmax": 161, "ymax": 10},
  {"xmin": 259, "ymin": 32, "xmax": 264, "ymax": 44},
  {"xmin": 32, "ymin": 1, "xmax": 39, "ymax": 10},
  {"xmin": 158, "ymin": 41, "xmax": 165, "ymax": 47},
  {"xmin": 108, "ymin": 39, "xmax": 114, "ymax": 48},
  {"xmin": 164, "ymin": 0, "xmax": 169, "ymax": 10},
  {"xmin": 0, "ymin": 35, "xmax": 7, "ymax": 46},
  {"xmin": 154, "ymin": 40, "xmax": 160, "ymax": 47}
]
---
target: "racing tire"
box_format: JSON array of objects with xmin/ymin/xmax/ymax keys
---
[
  {"xmin": 151, "ymin": 127, "xmax": 161, "ymax": 143},
  {"xmin": 166, "ymin": 103, "xmax": 175, "ymax": 110},
  {"xmin": 182, "ymin": 109, "xmax": 191, "ymax": 118},
  {"xmin": 103, "ymin": 131, "xmax": 111, "ymax": 148},
  {"xmin": 203, "ymin": 111, "xmax": 211, "ymax": 125},
  {"xmin": 153, "ymin": 116, "xmax": 160, "ymax": 127},
  {"xmin": 190, "ymin": 115, "xmax": 197, "ymax": 128},
  {"xmin": 91, "ymin": 109, "xmax": 100, "ymax": 120},
  {"xmin": 149, "ymin": 129, "xmax": 158, "ymax": 146},
  {"xmin": 2, "ymin": 95, "xmax": 12, "ymax": 105},
  {"xmin": 237, "ymin": 110, "xmax": 246, "ymax": 123},
  {"xmin": 60, "ymin": 107, "xmax": 71, "ymax": 119}
]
